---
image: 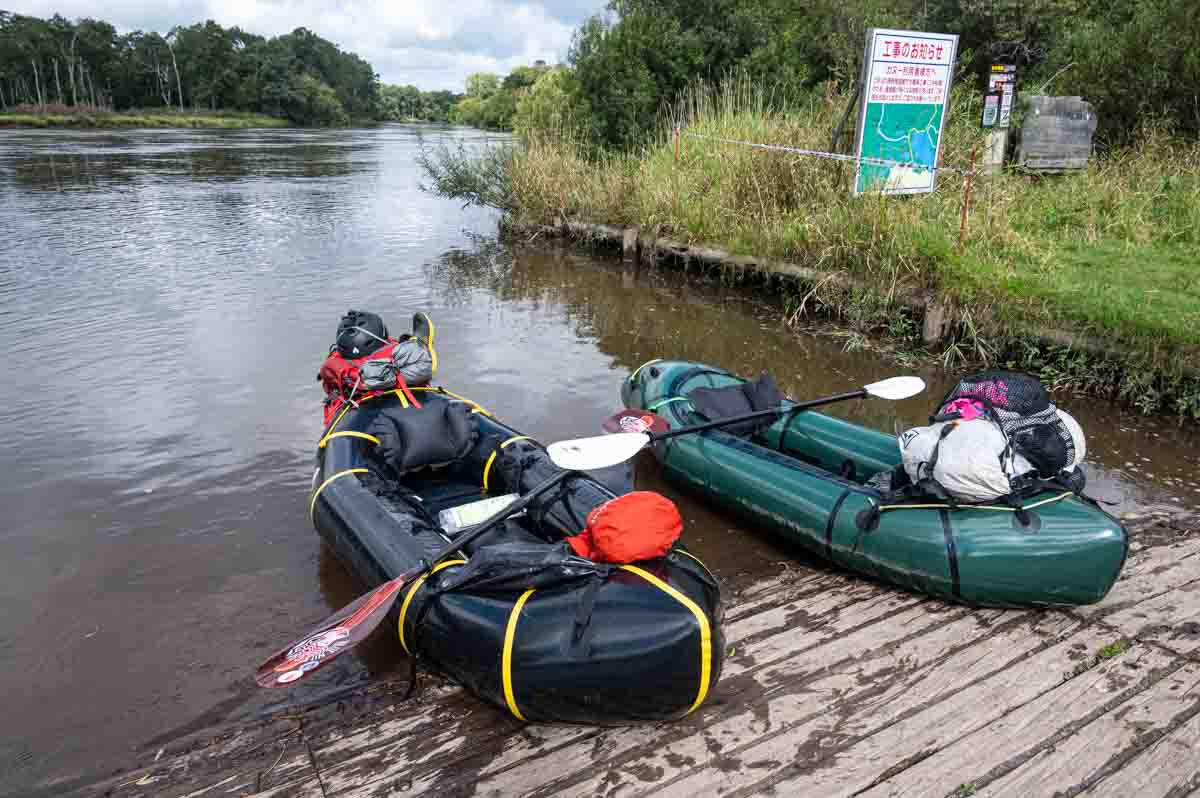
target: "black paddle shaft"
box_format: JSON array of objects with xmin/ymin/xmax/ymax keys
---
[
  {"xmin": 414, "ymin": 469, "xmax": 574, "ymax": 572},
  {"xmin": 649, "ymin": 389, "xmax": 868, "ymax": 442}
]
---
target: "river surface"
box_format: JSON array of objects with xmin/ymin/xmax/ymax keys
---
[{"xmin": 1, "ymin": 125, "xmax": 1198, "ymax": 795}]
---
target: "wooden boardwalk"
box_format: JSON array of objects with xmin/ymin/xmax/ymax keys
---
[{"xmin": 91, "ymin": 521, "xmax": 1200, "ymax": 798}]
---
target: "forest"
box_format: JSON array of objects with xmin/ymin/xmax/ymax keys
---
[
  {"xmin": 0, "ymin": 11, "xmax": 462, "ymax": 126},
  {"xmin": 526, "ymin": 0, "xmax": 1200, "ymax": 149}
]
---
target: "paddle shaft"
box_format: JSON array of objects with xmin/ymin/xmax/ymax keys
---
[
  {"xmin": 648, "ymin": 389, "xmax": 868, "ymax": 442},
  {"xmin": 417, "ymin": 468, "xmax": 574, "ymax": 570}
]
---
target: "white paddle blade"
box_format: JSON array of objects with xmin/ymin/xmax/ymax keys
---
[
  {"xmin": 864, "ymin": 376, "xmax": 926, "ymax": 401},
  {"xmin": 548, "ymin": 432, "xmax": 650, "ymax": 471}
]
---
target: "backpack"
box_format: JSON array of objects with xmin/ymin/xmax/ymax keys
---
[
  {"xmin": 933, "ymin": 370, "xmax": 1076, "ymax": 477},
  {"xmin": 317, "ymin": 311, "xmax": 436, "ymax": 425},
  {"xmin": 899, "ymin": 371, "xmax": 1085, "ymax": 502}
]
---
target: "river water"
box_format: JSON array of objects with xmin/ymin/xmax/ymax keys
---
[{"xmin": 1, "ymin": 125, "xmax": 1197, "ymax": 795}]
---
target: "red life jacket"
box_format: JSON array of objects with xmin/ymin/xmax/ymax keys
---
[{"xmin": 318, "ymin": 342, "xmax": 421, "ymax": 425}]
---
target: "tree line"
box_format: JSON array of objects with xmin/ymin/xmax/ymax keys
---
[
  {"xmin": 515, "ymin": 0, "xmax": 1200, "ymax": 150},
  {"xmin": 0, "ymin": 12, "xmax": 386, "ymax": 125}
]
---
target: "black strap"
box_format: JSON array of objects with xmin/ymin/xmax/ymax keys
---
[
  {"xmin": 825, "ymin": 488, "xmax": 851, "ymax": 561},
  {"xmin": 916, "ymin": 424, "xmax": 959, "ymax": 509},
  {"xmin": 776, "ymin": 405, "xmax": 807, "ymax": 453},
  {"xmin": 939, "ymin": 509, "xmax": 961, "ymax": 598},
  {"xmin": 568, "ymin": 574, "xmax": 603, "ymax": 657}
]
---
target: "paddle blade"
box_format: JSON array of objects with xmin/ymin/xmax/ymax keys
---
[
  {"xmin": 601, "ymin": 408, "xmax": 672, "ymax": 436},
  {"xmin": 864, "ymin": 376, "xmax": 926, "ymax": 401},
  {"xmin": 548, "ymin": 432, "xmax": 650, "ymax": 471},
  {"xmin": 255, "ymin": 574, "xmax": 411, "ymax": 688}
]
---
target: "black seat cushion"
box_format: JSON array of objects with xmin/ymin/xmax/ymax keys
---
[{"xmin": 689, "ymin": 372, "xmax": 784, "ymax": 437}]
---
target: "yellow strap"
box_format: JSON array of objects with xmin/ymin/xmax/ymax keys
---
[
  {"xmin": 319, "ymin": 390, "xmax": 407, "ymax": 447},
  {"xmin": 418, "ymin": 312, "xmax": 438, "ymax": 375},
  {"xmin": 621, "ymin": 565, "xmax": 712, "ymax": 714},
  {"xmin": 502, "ymin": 588, "xmax": 537, "ymax": 721},
  {"xmin": 396, "ymin": 559, "xmax": 467, "ymax": 655},
  {"xmin": 878, "ymin": 491, "xmax": 1074, "ymax": 514},
  {"xmin": 309, "ymin": 468, "xmax": 369, "ymax": 521},
  {"xmin": 482, "ymin": 436, "xmax": 535, "ymax": 491},
  {"xmin": 629, "ymin": 358, "xmax": 663, "ymax": 384},
  {"xmin": 319, "ymin": 402, "xmax": 355, "ymax": 447},
  {"xmin": 673, "ymin": 548, "xmax": 712, "ymax": 574},
  {"xmin": 409, "ymin": 386, "xmax": 492, "ymax": 416},
  {"xmin": 318, "ymin": 431, "xmax": 381, "ymax": 449}
]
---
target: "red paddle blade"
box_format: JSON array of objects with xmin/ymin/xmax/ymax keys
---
[
  {"xmin": 601, "ymin": 408, "xmax": 671, "ymax": 436},
  {"xmin": 255, "ymin": 573, "xmax": 411, "ymax": 688}
]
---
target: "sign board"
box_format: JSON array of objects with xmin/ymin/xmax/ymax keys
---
[
  {"xmin": 854, "ymin": 28, "xmax": 958, "ymax": 195},
  {"xmin": 982, "ymin": 64, "xmax": 1017, "ymax": 129},
  {"xmin": 1018, "ymin": 96, "xmax": 1098, "ymax": 172}
]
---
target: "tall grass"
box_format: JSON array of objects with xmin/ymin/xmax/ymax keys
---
[{"xmin": 422, "ymin": 73, "xmax": 1200, "ymax": 358}]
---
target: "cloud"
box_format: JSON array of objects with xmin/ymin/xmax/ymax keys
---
[{"xmin": 3, "ymin": 0, "xmax": 601, "ymax": 90}]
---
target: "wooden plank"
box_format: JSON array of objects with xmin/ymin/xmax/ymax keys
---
[
  {"xmin": 95, "ymin": 684, "xmax": 465, "ymax": 798},
  {"xmin": 1101, "ymin": 580, "xmax": 1200, "ymax": 656},
  {"xmin": 1073, "ymin": 537, "xmax": 1200, "ymax": 620},
  {"xmin": 268, "ymin": 583, "xmax": 929, "ymax": 797},
  {"xmin": 503, "ymin": 610, "xmax": 1060, "ymax": 798},
  {"xmin": 974, "ymin": 662, "xmax": 1200, "ymax": 797},
  {"xmin": 295, "ymin": 592, "xmax": 983, "ymax": 798},
  {"xmin": 1082, "ymin": 706, "xmax": 1200, "ymax": 797},
  {"xmin": 265, "ymin": 578, "xmax": 880, "ymax": 798},
  {"xmin": 439, "ymin": 608, "xmax": 1057, "ymax": 798},
  {"xmin": 725, "ymin": 569, "xmax": 850, "ymax": 623},
  {"xmin": 723, "ymin": 581, "xmax": 919, "ymax": 675},
  {"xmin": 643, "ymin": 616, "xmax": 1107, "ymax": 798},
  {"xmin": 857, "ymin": 643, "xmax": 1186, "ymax": 798}
]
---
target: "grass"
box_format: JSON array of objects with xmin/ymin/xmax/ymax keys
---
[
  {"xmin": 1067, "ymin": 639, "xmax": 1133, "ymax": 679},
  {"xmin": 0, "ymin": 108, "xmax": 289, "ymax": 129},
  {"xmin": 420, "ymin": 74, "xmax": 1200, "ymax": 411}
]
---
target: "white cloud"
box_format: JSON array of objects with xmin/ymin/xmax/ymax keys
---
[{"xmin": 3, "ymin": 0, "xmax": 600, "ymax": 90}]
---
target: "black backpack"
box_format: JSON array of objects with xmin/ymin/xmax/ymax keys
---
[
  {"xmin": 335, "ymin": 310, "xmax": 389, "ymax": 359},
  {"xmin": 933, "ymin": 370, "xmax": 1075, "ymax": 478}
]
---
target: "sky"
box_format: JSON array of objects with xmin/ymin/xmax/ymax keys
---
[{"xmin": 3, "ymin": 0, "xmax": 606, "ymax": 91}]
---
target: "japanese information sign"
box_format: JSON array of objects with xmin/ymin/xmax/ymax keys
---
[
  {"xmin": 854, "ymin": 28, "xmax": 958, "ymax": 195},
  {"xmin": 983, "ymin": 64, "xmax": 1017, "ymax": 129}
]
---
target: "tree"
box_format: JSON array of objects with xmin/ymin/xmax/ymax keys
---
[
  {"xmin": 285, "ymin": 72, "xmax": 348, "ymax": 125},
  {"xmin": 514, "ymin": 67, "xmax": 586, "ymax": 138},
  {"xmin": 465, "ymin": 72, "xmax": 500, "ymax": 100}
]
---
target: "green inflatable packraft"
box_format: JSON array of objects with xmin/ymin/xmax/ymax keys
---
[{"xmin": 623, "ymin": 360, "xmax": 1128, "ymax": 607}]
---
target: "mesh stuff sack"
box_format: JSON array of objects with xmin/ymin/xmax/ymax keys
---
[{"xmin": 933, "ymin": 370, "xmax": 1077, "ymax": 478}]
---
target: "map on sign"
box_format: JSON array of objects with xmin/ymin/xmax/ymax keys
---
[{"xmin": 854, "ymin": 28, "xmax": 958, "ymax": 195}]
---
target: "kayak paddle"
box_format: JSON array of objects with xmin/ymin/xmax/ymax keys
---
[
  {"xmin": 256, "ymin": 439, "xmax": 628, "ymax": 688},
  {"xmin": 551, "ymin": 376, "xmax": 926, "ymax": 467}
]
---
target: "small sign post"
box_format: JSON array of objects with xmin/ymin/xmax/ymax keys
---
[
  {"xmin": 981, "ymin": 63, "xmax": 1017, "ymax": 173},
  {"xmin": 854, "ymin": 28, "xmax": 959, "ymax": 196}
]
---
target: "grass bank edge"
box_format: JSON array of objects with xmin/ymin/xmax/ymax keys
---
[
  {"xmin": 419, "ymin": 82, "xmax": 1200, "ymax": 414},
  {"xmin": 0, "ymin": 110, "xmax": 290, "ymax": 129}
]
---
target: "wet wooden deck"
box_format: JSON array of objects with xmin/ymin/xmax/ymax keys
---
[{"xmin": 92, "ymin": 519, "xmax": 1200, "ymax": 798}]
